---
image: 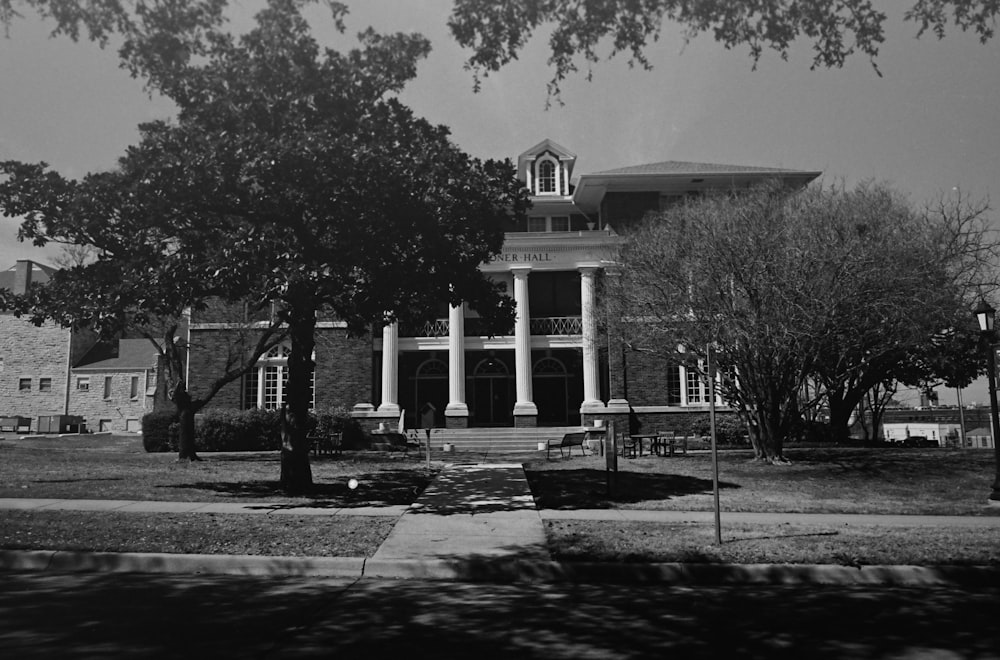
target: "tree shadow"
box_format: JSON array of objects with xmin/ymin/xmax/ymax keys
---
[
  {"xmin": 407, "ymin": 466, "xmax": 540, "ymax": 515},
  {"xmin": 526, "ymin": 468, "xmax": 740, "ymax": 509},
  {"xmin": 3, "ymin": 570, "xmax": 1000, "ymax": 659},
  {"xmin": 161, "ymin": 469, "xmax": 433, "ymax": 508}
]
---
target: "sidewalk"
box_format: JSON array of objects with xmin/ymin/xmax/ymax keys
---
[{"xmin": 2, "ymin": 463, "xmax": 999, "ymax": 585}]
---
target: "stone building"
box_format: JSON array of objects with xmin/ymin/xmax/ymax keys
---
[
  {"xmin": 69, "ymin": 339, "xmax": 161, "ymax": 433},
  {"xmin": 0, "ymin": 260, "xmax": 99, "ymax": 432}
]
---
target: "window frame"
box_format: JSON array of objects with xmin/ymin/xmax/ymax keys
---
[{"xmin": 18, "ymin": 377, "xmax": 31, "ymax": 392}]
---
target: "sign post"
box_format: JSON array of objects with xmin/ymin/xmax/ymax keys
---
[
  {"xmin": 606, "ymin": 419, "xmax": 618, "ymax": 497},
  {"xmin": 708, "ymin": 345, "xmax": 722, "ymax": 545}
]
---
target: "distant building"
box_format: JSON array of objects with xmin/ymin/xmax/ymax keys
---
[
  {"xmin": 881, "ymin": 408, "xmax": 995, "ymax": 447},
  {"xmin": 1, "ymin": 259, "xmax": 162, "ymax": 434},
  {"xmin": 70, "ymin": 339, "xmax": 162, "ymax": 433},
  {"xmin": 0, "ymin": 260, "xmax": 99, "ymax": 432}
]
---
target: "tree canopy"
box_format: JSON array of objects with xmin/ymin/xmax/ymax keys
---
[
  {"xmin": 0, "ymin": 0, "xmax": 528, "ymax": 490},
  {"xmin": 605, "ymin": 181, "xmax": 996, "ymax": 461},
  {"xmin": 448, "ymin": 0, "xmax": 999, "ymax": 100}
]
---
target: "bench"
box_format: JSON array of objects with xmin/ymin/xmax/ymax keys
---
[
  {"xmin": 0, "ymin": 416, "xmax": 31, "ymax": 433},
  {"xmin": 547, "ymin": 431, "xmax": 587, "ymax": 459},
  {"xmin": 309, "ymin": 432, "xmax": 342, "ymax": 457}
]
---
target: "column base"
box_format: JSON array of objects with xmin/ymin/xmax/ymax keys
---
[
  {"xmin": 377, "ymin": 403, "xmax": 401, "ymax": 415},
  {"xmin": 445, "ymin": 416, "xmax": 469, "ymax": 430},
  {"xmin": 445, "ymin": 402, "xmax": 469, "ymax": 415},
  {"xmin": 513, "ymin": 414, "xmax": 537, "ymax": 428}
]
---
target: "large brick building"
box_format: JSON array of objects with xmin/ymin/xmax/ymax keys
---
[{"xmin": 186, "ymin": 139, "xmax": 821, "ymax": 435}]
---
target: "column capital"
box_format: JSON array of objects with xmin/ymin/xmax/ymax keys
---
[{"xmin": 510, "ymin": 265, "xmax": 532, "ymax": 277}]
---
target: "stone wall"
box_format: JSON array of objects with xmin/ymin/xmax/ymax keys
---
[
  {"xmin": 67, "ymin": 368, "xmax": 156, "ymax": 433},
  {"xmin": 0, "ymin": 315, "xmax": 70, "ymax": 431}
]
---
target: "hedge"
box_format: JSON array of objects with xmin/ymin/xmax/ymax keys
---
[{"xmin": 141, "ymin": 407, "xmax": 363, "ymax": 453}]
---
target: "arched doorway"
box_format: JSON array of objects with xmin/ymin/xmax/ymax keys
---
[
  {"xmin": 413, "ymin": 357, "xmax": 448, "ymax": 428},
  {"xmin": 471, "ymin": 356, "xmax": 512, "ymax": 426}
]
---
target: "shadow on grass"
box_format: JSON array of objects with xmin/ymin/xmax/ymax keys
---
[
  {"xmin": 160, "ymin": 469, "xmax": 433, "ymax": 508},
  {"xmin": 526, "ymin": 468, "xmax": 740, "ymax": 509},
  {"xmin": 32, "ymin": 478, "xmax": 125, "ymax": 484},
  {"xmin": 5, "ymin": 571, "xmax": 1000, "ymax": 659}
]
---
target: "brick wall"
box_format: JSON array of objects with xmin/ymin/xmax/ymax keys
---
[
  {"xmin": 624, "ymin": 348, "xmax": 673, "ymax": 406},
  {"xmin": 67, "ymin": 369, "xmax": 156, "ymax": 433},
  {"xmin": 0, "ymin": 315, "xmax": 71, "ymax": 431},
  {"xmin": 191, "ymin": 326, "xmax": 373, "ymax": 411}
]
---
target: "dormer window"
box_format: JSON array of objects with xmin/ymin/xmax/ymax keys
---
[
  {"xmin": 534, "ymin": 154, "xmax": 563, "ymax": 196},
  {"xmin": 537, "ymin": 158, "xmax": 557, "ymax": 194}
]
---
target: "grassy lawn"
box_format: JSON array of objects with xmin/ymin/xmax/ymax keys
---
[
  {"xmin": 523, "ymin": 447, "xmax": 1000, "ymax": 515},
  {"xmin": 2, "ymin": 434, "xmax": 999, "ymax": 564},
  {"xmin": 0, "ymin": 434, "xmax": 437, "ymax": 506}
]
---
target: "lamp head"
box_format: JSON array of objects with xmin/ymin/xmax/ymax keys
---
[{"xmin": 974, "ymin": 298, "xmax": 996, "ymax": 333}]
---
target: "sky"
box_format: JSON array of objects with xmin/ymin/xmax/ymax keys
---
[{"xmin": 1, "ymin": 0, "xmax": 999, "ymax": 405}]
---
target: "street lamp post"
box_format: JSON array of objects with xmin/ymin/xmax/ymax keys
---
[{"xmin": 973, "ymin": 299, "xmax": 1000, "ymax": 502}]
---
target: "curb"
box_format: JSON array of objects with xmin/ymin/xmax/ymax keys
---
[{"xmin": 4, "ymin": 549, "xmax": 1000, "ymax": 587}]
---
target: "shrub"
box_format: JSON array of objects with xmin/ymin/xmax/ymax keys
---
[
  {"xmin": 195, "ymin": 408, "xmax": 281, "ymax": 452},
  {"xmin": 311, "ymin": 406, "xmax": 366, "ymax": 449},
  {"xmin": 141, "ymin": 411, "xmax": 178, "ymax": 453},
  {"xmin": 666, "ymin": 412, "xmax": 747, "ymax": 445}
]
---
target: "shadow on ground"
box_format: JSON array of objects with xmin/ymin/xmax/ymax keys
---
[
  {"xmin": 2, "ymin": 571, "xmax": 998, "ymax": 659},
  {"xmin": 525, "ymin": 468, "xmax": 739, "ymax": 509},
  {"xmin": 161, "ymin": 469, "xmax": 433, "ymax": 508}
]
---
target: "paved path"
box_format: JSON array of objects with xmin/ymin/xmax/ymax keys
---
[{"xmin": 367, "ymin": 464, "xmax": 548, "ymax": 578}]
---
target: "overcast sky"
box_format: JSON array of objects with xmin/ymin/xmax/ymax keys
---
[{"xmin": 1, "ymin": 0, "xmax": 998, "ymax": 404}]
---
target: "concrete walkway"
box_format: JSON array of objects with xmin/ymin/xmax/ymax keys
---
[{"xmin": 2, "ymin": 462, "xmax": 999, "ymax": 585}]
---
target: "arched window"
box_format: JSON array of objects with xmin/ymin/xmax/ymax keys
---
[
  {"xmin": 243, "ymin": 343, "xmax": 315, "ymax": 410},
  {"xmin": 536, "ymin": 157, "xmax": 558, "ymax": 195}
]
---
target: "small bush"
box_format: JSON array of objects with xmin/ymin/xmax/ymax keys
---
[
  {"xmin": 141, "ymin": 411, "xmax": 178, "ymax": 453},
  {"xmin": 311, "ymin": 406, "xmax": 366, "ymax": 449},
  {"xmin": 195, "ymin": 408, "xmax": 281, "ymax": 452},
  {"xmin": 665, "ymin": 412, "xmax": 747, "ymax": 444}
]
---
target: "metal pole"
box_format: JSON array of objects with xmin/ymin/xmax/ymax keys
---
[
  {"xmin": 985, "ymin": 343, "xmax": 1000, "ymax": 501},
  {"xmin": 956, "ymin": 387, "xmax": 967, "ymax": 448},
  {"xmin": 708, "ymin": 345, "xmax": 722, "ymax": 545}
]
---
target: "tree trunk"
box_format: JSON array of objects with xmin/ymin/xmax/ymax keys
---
[
  {"xmin": 174, "ymin": 386, "xmax": 201, "ymax": 462},
  {"xmin": 827, "ymin": 393, "xmax": 855, "ymax": 445},
  {"xmin": 279, "ymin": 300, "xmax": 315, "ymax": 495}
]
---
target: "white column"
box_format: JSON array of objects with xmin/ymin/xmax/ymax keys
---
[
  {"xmin": 580, "ymin": 266, "xmax": 604, "ymax": 411},
  {"xmin": 377, "ymin": 321, "xmax": 400, "ymax": 414},
  {"xmin": 512, "ymin": 267, "xmax": 537, "ymax": 416},
  {"xmin": 446, "ymin": 303, "xmax": 468, "ymax": 417}
]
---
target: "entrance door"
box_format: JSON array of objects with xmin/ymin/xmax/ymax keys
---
[{"xmin": 471, "ymin": 357, "xmax": 512, "ymax": 426}]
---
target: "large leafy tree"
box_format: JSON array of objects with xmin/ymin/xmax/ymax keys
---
[
  {"xmin": 448, "ymin": 0, "xmax": 999, "ymax": 101},
  {"xmin": 605, "ymin": 181, "xmax": 995, "ymax": 462},
  {"xmin": 1, "ymin": 0, "xmax": 527, "ymax": 492}
]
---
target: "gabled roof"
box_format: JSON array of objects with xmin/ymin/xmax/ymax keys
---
[
  {"xmin": 0, "ymin": 261, "xmax": 56, "ymax": 291},
  {"xmin": 517, "ymin": 138, "xmax": 578, "ymax": 184},
  {"xmin": 74, "ymin": 338, "xmax": 160, "ymax": 371}
]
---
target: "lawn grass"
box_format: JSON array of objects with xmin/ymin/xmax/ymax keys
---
[
  {"xmin": 523, "ymin": 446, "xmax": 1000, "ymax": 516},
  {"xmin": 0, "ymin": 434, "xmax": 437, "ymax": 506},
  {"xmin": 3, "ymin": 434, "xmax": 999, "ymax": 564},
  {"xmin": 544, "ymin": 520, "xmax": 1000, "ymax": 565},
  {"xmin": 0, "ymin": 510, "xmax": 395, "ymax": 557}
]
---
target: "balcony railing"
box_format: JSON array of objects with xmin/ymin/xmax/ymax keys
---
[
  {"xmin": 401, "ymin": 315, "xmax": 582, "ymax": 337},
  {"xmin": 530, "ymin": 316, "xmax": 582, "ymax": 335},
  {"xmin": 401, "ymin": 318, "xmax": 449, "ymax": 338}
]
